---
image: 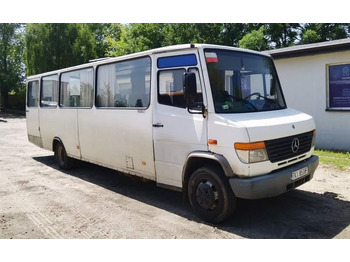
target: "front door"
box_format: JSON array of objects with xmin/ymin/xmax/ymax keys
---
[
  {"xmin": 26, "ymin": 80, "xmax": 42, "ymax": 146},
  {"xmin": 153, "ymin": 51, "xmax": 208, "ymax": 189}
]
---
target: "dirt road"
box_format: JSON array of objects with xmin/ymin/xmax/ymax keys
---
[{"xmin": 0, "ymin": 112, "xmax": 349, "ymax": 239}]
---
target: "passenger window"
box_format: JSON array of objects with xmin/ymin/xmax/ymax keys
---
[
  {"xmin": 27, "ymin": 81, "xmax": 39, "ymax": 107},
  {"xmin": 41, "ymin": 74, "xmax": 58, "ymax": 108},
  {"xmin": 96, "ymin": 57, "xmax": 151, "ymax": 108},
  {"xmin": 60, "ymin": 68, "xmax": 93, "ymax": 108},
  {"xmin": 158, "ymin": 69, "xmax": 186, "ymax": 108}
]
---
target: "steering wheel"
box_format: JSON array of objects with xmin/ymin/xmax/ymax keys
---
[{"xmin": 243, "ymin": 92, "xmax": 261, "ymax": 101}]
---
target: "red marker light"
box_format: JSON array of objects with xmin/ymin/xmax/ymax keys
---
[{"xmin": 205, "ymin": 52, "xmax": 218, "ymax": 63}]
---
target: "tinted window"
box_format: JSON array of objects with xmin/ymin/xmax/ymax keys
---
[
  {"xmin": 41, "ymin": 74, "xmax": 58, "ymax": 108},
  {"xmin": 60, "ymin": 68, "xmax": 93, "ymax": 107},
  {"xmin": 27, "ymin": 81, "xmax": 39, "ymax": 107},
  {"xmin": 157, "ymin": 54, "xmax": 197, "ymax": 68},
  {"xmin": 96, "ymin": 57, "xmax": 151, "ymax": 108}
]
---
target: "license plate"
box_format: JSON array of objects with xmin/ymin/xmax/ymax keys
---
[{"xmin": 291, "ymin": 166, "xmax": 309, "ymax": 180}]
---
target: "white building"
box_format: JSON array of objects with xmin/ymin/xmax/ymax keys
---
[{"xmin": 267, "ymin": 39, "xmax": 350, "ymax": 151}]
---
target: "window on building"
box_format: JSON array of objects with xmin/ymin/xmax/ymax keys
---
[
  {"xmin": 327, "ymin": 63, "xmax": 350, "ymax": 110},
  {"xmin": 41, "ymin": 74, "xmax": 58, "ymax": 108},
  {"xmin": 96, "ymin": 57, "xmax": 151, "ymax": 108},
  {"xmin": 60, "ymin": 68, "xmax": 93, "ymax": 108}
]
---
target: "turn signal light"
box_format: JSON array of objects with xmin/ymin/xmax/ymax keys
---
[
  {"xmin": 234, "ymin": 141, "xmax": 265, "ymax": 150},
  {"xmin": 234, "ymin": 141, "xmax": 268, "ymax": 164},
  {"xmin": 208, "ymin": 139, "xmax": 217, "ymax": 145}
]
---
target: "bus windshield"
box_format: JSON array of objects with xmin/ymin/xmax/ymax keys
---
[{"xmin": 205, "ymin": 49, "xmax": 286, "ymax": 113}]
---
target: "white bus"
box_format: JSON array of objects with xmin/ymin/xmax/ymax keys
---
[{"xmin": 26, "ymin": 44, "xmax": 319, "ymax": 223}]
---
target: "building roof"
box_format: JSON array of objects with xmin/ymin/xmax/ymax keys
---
[{"xmin": 266, "ymin": 38, "xmax": 350, "ymax": 59}]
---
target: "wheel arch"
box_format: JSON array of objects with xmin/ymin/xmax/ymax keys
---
[
  {"xmin": 52, "ymin": 137, "xmax": 63, "ymax": 152},
  {"xmin": 182, "ymin": 151, "xmax": 234, "ymax": 202}
]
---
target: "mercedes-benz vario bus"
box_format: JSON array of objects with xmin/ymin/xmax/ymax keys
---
[{"xmin": 26, "ymin": 44, "xmax": 319, "ymax": 223}]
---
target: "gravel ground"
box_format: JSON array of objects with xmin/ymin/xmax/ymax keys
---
[{"xmin": 0, "ymin": 112, "xmax": 349, "ymax": 239}]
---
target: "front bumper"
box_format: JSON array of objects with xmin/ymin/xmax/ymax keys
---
[{"xmin": 229, "ymin": 155, "xmax": 319, "ymax": 199}]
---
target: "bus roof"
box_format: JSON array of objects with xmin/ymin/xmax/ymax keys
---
[{"xmin": 26, "ymin": 44, "xmax": 270, "ymax": 80}]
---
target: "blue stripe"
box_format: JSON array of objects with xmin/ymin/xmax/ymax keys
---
[{"xmin": 157, "ymin": 54, "xmax": 197, "ymax": 68}]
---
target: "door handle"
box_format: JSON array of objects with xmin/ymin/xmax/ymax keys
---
[{"xmin": 152, "ymin": 123, "xmax": 164, "ymax": 128}]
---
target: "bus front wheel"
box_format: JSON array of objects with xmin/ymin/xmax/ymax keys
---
[{"xmin": 188, "ymin": 166, "xmax": 236, "ymax": 223}]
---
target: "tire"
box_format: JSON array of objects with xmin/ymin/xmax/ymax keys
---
[
  {"xmin": 188, "ymin": 165, "xmax": 236, "ymax": 223},
  {"xmin": 54, "ymin": 141, "xmax": 76, "ymax": 170}
]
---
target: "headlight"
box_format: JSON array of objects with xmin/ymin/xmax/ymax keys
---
[{"xmin": 235, "ymin": 142, "xmax": 269, "ymax": 164}]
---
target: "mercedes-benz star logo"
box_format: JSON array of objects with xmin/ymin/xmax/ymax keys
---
[{"xmin": 291, "ymin": 138, "xmax": 300, "ymax": 153}]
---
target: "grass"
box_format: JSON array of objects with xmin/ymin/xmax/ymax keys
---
[{"xmin": 314, "ymin": 149, "xmax": 350, "ymax": 171}]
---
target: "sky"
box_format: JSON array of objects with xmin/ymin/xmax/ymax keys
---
[{"xmin": 1, "ymin": 1, "xmax": 348, "ymax": 23}]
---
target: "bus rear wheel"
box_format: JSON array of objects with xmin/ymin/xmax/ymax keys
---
[
  {"xmin": 188, "ymin": 166, "xmax": 236, "ymax": 223},
  {"xmin": 54, "ymin": 142, "xmax": 76, "ymax": 170}
]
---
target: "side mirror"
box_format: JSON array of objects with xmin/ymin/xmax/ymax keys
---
[
  {"xmin": 183, "ymin": 72, "xmax": 206, "ymax": 117},
  {"xmin": 183, "ymin": 72, "xmax": 197, "ymax": 104}
]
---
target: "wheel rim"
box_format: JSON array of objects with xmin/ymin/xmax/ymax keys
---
[{"xmin": 195, "ymin": 180, "xmax": 219, "ymax": 210}]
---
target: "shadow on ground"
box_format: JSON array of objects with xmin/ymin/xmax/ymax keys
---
[
  {"xmin": 0, "ymin": 111, "xmax": 25, "ymax": 119},
  {"xmin": 34, "ymin": 155, "xmax": 350, "ymax": 239}
]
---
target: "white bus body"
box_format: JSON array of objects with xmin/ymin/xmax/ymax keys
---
[{"xmin": 26, "ymin": 44, "xmax": 319, "ymax": 223}]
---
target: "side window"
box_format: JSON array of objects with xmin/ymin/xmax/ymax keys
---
[
  {"xmin": 158, "ymin": 68, "xmax": 203, "ymax": 108},
  {"xmin": 96, "ymin": 57, "xmax": 151, "ymax": 108},
  {"xmin": 41, "ymin": 74, "xmax": 58, "ymax": 108},
  {"xmin": 60, "ymin": 68, "xmax": 93, "ymax": 107},
  {"xmin": 27, "ymin": 81, "xmax": 39, "ymax": 107},
  {"xmin": 158, "ymin": 69, "xmax": 186, "ymax": 108}
]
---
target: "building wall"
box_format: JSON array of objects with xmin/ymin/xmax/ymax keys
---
[{"xmin": 273, "ymin": 50, "xmax": 350, "ymax": 151}]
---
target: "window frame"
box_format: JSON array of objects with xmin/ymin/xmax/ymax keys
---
[
  {"xmin": 27, "ymin": 80, "xmax": 39, "ymax": 108},
  {"xmin": 157, "ymin": 67, "xmax": 203, "ymax": 109},
  {"xmin": 95, "ymin": 56, "xmax": 152, "ymax": 110},
  {"xmin": 40, "ymin": 74, "xmax": 59, "ymax": 109},
  {"xmin": 59, "ymin": 66, "xmax": 94, "ymax": 109},
  {"xmin": 326, "ymin": 62, "xmax": 350, "ymax": 111},
  {"xmin": 157, "ymin": 68, "xmax": 187, "ymax": 109}
]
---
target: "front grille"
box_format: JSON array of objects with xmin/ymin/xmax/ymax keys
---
[{"xmin": 265, "ymin": 131, "xmax": 313, "ymax": 163}]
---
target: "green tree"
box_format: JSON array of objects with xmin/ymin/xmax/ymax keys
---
[
  {"xmin": 110, "ymin": 23, "xmax": 254, "ymax": 56},
  {"xmin": 88, "ymin": 23, "xmax": 122, "ymax": 58},
  {"xmin": 264, "ymin": 23, "xmax": 301, "ymax": 48},
  {"xmin": 219, "ymin": 23, "xmax": 253, "ymax": 46},
  {"xmin": 25, "ymin": 23, "xmax": 99, "ymax": 75},
  {"xmin": 300, "ymin": 29, "xmax": 322, "ymax": 44},
  {"xmin": 110, "ymin": 23, "xmax": 167, "ymax": 56},
  {"xmin": 238, "ymin": 26, "xmax": 268, "ymax": 51},
  {"xmin": 164, "ymin": 23, "xmax": 223, "ymax": 45},
  {"xmin": 301, "ymin": 23, "xmax": 349, "ymax": 43},
  {"xmin": 0, "ymin": 23, "xmax": 25, "ymax": 109}
]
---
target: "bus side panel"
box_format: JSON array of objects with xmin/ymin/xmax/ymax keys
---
[
  {"xmin": 39, "ymin": 108, "xmax": 81, "ymax": 159},
  {"xmin": 56, "ymin": 108, "xmax": 81, "ymax": 158},
  {"xmin": 77, "ymin": 108, "xmax": 156, "ymax": 180}
]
